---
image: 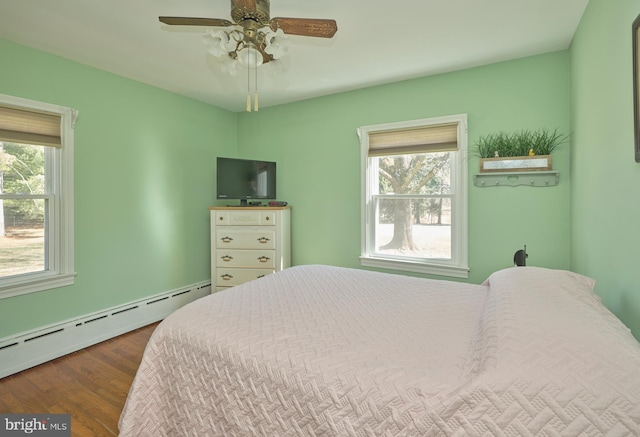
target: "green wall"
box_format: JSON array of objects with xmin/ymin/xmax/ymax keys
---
[
  {"xmin": 0, "ymin": 39, "xmax": 237, "ymax": 337},
  {"xmin": 0, "ymin": 35, "xmax": 579, "ymax": 339},
  {"xmin": 571, "ymin": 0, "xmax": 640, "ymax": 338},
  {"xmin": 236, "ymin": 51, "xmax": 572, "ymax": 284}
]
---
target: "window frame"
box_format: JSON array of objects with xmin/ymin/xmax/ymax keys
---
[
  {"xmin": 0, "ymin": 93, "xmax": 76, "ymax": 298},
  {"xmin": 358, "ymin": 114, "xmax": 469, "ymax": 278}
]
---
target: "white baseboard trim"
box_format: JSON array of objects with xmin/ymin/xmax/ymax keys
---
[{"xmin": 0, "ymin": 280, "xmax": 211, "ymax": 379}]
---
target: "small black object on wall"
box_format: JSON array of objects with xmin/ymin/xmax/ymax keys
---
[{"xmin": 514, "ymin": 245, "xmax": 528, "ymax": 266}]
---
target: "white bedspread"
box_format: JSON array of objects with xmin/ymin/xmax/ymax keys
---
[{"xmin": 119, "ymin": 265, "xmax": 640, "ymax": 436}]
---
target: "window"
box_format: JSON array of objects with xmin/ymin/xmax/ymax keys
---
[
  {"xmin": 358, "ymin": 114, "xmax": 468, "ymax": 278},
  {"xmin": 0, "ymin": 94, "xmax": 76, "ymax": 298}
]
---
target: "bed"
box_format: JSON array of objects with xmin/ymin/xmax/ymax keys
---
[{"xmin": 119, "ymin": 265, "xmax": 640, "ymax": 436}]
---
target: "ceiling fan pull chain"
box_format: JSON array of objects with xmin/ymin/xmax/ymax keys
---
[
  {"xmin": 254, "ymin": 59, "xmax": 259, "ymax": 111},
  {"xmin": 246, "ymin": 55, "xmax": 252, "ymax": 112}
]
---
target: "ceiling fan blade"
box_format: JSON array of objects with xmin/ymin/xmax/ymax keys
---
[
  {"xmin": 159, "ymin": 17, "xmax": 233, "ymax": 27},
  {"xmin": 270, "ymin": 17, "xmax": 337, "ymax": 38}
]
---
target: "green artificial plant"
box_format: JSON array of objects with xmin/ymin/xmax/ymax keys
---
[{"xmin": 474, "ymin": 128, "xmax": 569, "ymax": 158}]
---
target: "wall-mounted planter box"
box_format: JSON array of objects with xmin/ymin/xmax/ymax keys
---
[{"xmin": 479, "ymin": 155, "xmax": 551, "ymax": 172}]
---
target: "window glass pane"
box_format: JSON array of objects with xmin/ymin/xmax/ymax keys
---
[
  {"xmin": 375, "ymin": 197, "xmax": 451, "ymax": 259},
  {"xmin": 376, "ymin": 152, "xmax": 451, "ymax": 195},
  {"xmin": 360, "ymin": 115, "xmax": 467, "ymax": 277},
  {"xmin": 0, "ymin": 198, "xmax": 46, "ymax": 277},
  {"xmin": 0, "ymin": 96, "xmax": 75, "ymax": 297},
  {"xmin": 0, "ymin": 142, "xmax": 46, "ymax": 195}
]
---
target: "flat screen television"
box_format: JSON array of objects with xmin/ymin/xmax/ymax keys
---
[{"xmin": 216, "ymin": 157, "xmax": 276, "ymax": 206}]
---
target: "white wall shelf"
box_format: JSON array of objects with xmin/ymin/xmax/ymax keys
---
[{"xmin": 474, "ymin": 171, "xmax": 559, "ymax": 187}]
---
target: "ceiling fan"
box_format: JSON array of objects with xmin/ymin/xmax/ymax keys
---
[{"xmin": 159, "ymin": 0, "xmax": 338, "ymax": 66}]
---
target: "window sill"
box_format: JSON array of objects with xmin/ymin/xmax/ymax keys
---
[
  {"xmin": 360, "ymin": 256, "xmax": 469, "ymax": 279},
  {"xmin": 0, "ymin": 272, "xmax": 77, "ymax": 299}
]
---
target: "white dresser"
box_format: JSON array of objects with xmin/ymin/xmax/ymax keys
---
[{"xmin": 209, "ymin": 206, "xmax": 291, "ymax": 291}]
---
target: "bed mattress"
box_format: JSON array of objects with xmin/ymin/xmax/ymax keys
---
[{"xmin": 119, "ymin": 265, "xmax": 640, "ymax": 436}]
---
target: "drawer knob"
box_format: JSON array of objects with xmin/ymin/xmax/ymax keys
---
[
  {"xmin": 221, "ymin": 274, "xmax": 233, "ymax": 281},
  {"xmin": 221, "ymin": 255, "xmax": 234, "ymax": 262},
  {"xmin": 221, "ymin": 236, "xmax": 234, "ymax": 243},
  {"xmin": 257, "ymin": 237, "xmax": 270, "ymax": 244},
  {"xmin": 257, "ymin": 256, "xmax": 270, "ymax": 263}
]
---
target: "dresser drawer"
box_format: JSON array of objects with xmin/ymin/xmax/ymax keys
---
[
  {"xmin": 216, "ymin": 268, "xmax": 274, "ymax": 287},
  {"xmin": 215, "ymin": 249, "xmax": 275, "ymax": 268},
  {"xmin": 215, "ymin": 210, "xmax": 276, "ymax": 226},
  {"xmin": 210, "ymin": 207, "xmax": 290, "ymax": 293},
  {"xmin": 215, "ymin": 228, "xmax": 275, "ymax": 249}
]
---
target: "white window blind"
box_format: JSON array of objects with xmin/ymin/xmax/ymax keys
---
[
  {"xmin": 367, "ymin": 123, "xmax": 458, "ymax": 157},
  {"xmin": 0, "ymin": 93, "xmax": 75, "ymax": 298},
  {"xmin": 0, "ymin": 105, "xmax": 62, "ymax": 148}
]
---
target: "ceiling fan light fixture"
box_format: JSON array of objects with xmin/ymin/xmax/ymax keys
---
[
  {"xmin": 202, "ymin": 28, "xmax": 278, "ymax": 72},
  {"xmin": 264, "ymin": 28, "xmax": 288, "ymax": 59},
  {"xmin": 237, "ymin": 44, "xmax": 264, "ymax": 68},
  {"xmin": 220, "ymin": 54, "xmax": 240, "ymax": 76},
  {"xmin": 203, "ymin": 29, "xmax": 235, "ymax": 57}
]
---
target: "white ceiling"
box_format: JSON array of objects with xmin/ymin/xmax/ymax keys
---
[{"xmin": 0, "ymin": 0, "xmax": 589, "ymax": 113}]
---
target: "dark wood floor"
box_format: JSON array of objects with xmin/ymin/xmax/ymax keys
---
[{"xmin": 0, "ymin": 322, "xmax": 158, "ymax": 437}]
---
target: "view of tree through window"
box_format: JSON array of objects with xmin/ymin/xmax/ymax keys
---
[
  {"xmin": 360, "ymin": 114, "xmax": 467, "ymax": 277},
  {"xmin": 0, "ymin": 141, "xmax": 46, "ymax": 277},
  {"xmin": 373, "ymin": 151, "xmax": 452, "ymax": 259}
]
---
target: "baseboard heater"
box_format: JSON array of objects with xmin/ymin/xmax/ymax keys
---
[{"xmin": 0, "ymin": 280, "xmax": 211, "ymax": 379}]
